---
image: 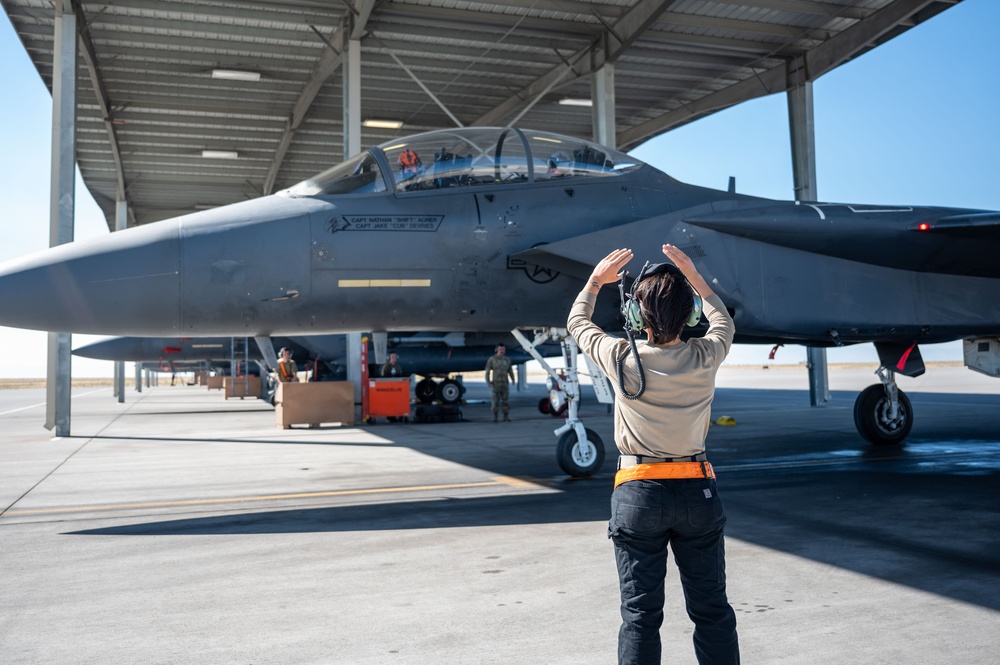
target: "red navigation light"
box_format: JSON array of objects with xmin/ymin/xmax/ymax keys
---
[{"xmin": 917, "ymin": 222, "xmax": 931, "ymax": 231}]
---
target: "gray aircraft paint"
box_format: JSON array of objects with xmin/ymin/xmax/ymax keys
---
[
  {"xmin": 2, "ymin": 127, "xmax": 999, "ymax": 450},
  {"xmin": 74, "ymin": 333, "xmax": 558, "ymax": 379},
  {"xmin": 3, "ymin": 127, "xmax": 995, "ymax": 345}
]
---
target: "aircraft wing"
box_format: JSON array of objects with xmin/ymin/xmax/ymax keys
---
[{"xmin": 683, "ymin": 204, "xmax": 1000, "ymax": 278}]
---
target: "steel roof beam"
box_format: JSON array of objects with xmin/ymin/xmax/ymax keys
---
[
  {"xmin": 707, "ymin": 0, "xmax": 873, "ymax": 21},
  {"xmin": 257, "ymin": 3, "xmax": 375, "ymax": 192},
  {"xmin": 639, "ymin": 29, "xmax": 798, "ymax": 56},
  {"xmin": 84, "ymin": 0, "xmax": 343, "ymax": 26},
  {"xmin": 798, "ymin": 0, "xmax": 940, "ymax": 83},
  {"xmin": 349, "ymin": 0, "xmax": 377, "ymax": 40},
  {"xmin": 473, "ymin": 0, "xmax": 679, "ymax": 127},
  {"xmin": 72, "ymin": 0, "xmax": 129, "ymax": 222},
  {"xmin": 264, "ymin": 21, "xmax": 346, "ymax": 194},
  {"xmin": 656, "ymin": 12, "xmax": 831, "ymax": 41},
  {"xmin": 617, "ymin": 0, "xmax": 940, "ymax": 149},
  {"xmin": 446, "ymin": 0, "xmax": 625, "ymax": 18},
  {"xmin": 76, "ymin": 12, "xmax": 329, "ymax": 43},
  {"xmin": 367, "ymin": 17, "xmax": 589, "ymax": 52},
  {"xmin": 378, "ymin": 3, "xmax": 602, "ymax": 38}
]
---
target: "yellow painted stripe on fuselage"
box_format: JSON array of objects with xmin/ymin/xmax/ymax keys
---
[{"xmin": 338, "ymin": 279, "xmax": 431, "ymax": 288}]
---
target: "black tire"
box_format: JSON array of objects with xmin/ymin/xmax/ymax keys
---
[
  {"xmin": 538, "ymin": 397, "xmax": 552, "ymax": 414},
  {"xmin": 556, "ymin": 428, "xmax": 605, "ymax": 477},
  {"xmin": 436, "ymin": 378, "xmax": 463, "ymax": 404},
  {"xmin": 853, "ymin": 384, "xmax": 913, "ymax": 445},
  {"xmin": 415, "ymin": 378, "xmax": 437, "ymax": 404}
]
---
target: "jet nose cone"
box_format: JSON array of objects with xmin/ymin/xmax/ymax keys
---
[
  {"xmin": 0, "ymin": 221, "xmax": 181, "ymax": 335},
  {"xmin": 72, "ymin": 337, "xmax": 143, "ymax": 361}
]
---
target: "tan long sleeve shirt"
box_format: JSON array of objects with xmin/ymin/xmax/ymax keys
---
[{"xmin": 567, "ymin": 290, "xmax": 734, "ymax": 458}]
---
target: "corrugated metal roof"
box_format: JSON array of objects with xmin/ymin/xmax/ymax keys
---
[{"xmin": 2, "ymin": 0, "xmax": 963, "ymax": 227}]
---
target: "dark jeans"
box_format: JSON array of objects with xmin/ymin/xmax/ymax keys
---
[{"xmin": 609, "ymin": 478, "xmax": 739, "ymax": 665}]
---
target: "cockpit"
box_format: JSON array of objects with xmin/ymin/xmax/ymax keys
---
[{"xmin": 285, "ymin": 127, "xmax": 646, "ymax": 197}]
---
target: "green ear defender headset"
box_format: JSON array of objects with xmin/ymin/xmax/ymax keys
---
[
  {"xmin": 619, "ymin": 261, "xmax": 703, "ymax": 334},
  {"xmin": 615, "ymin": 260, "xmax": 703, "ymax": 400}
]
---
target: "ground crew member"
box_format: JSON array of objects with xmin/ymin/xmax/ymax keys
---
[
  {"xmin": 567, "ymin": 244, "xmax": 739, "ymax": 665},
  {"xmin": 381, "ymin": 352, "xmax": 404, "ymax": 377},
  {"xmin": 484, "ymin": 343, "xmax": 515, "ymax": 422},
  {"xmin": 275, "ymin": 347, "xmax": 298, "ymax": 383}
]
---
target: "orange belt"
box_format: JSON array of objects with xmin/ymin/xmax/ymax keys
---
[{"xmin": 614, "ymin": 462, "xmax": 715, "ymax": 490}]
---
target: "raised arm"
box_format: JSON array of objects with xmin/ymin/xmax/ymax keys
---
[{"xmin": 662, "ymin": 244, "xmax": 715, "ymax": 299}]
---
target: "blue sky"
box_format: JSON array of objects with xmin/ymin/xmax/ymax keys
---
[{"xmin": 1, "ymin": 1, "xmax": 998, "ymax": 377}]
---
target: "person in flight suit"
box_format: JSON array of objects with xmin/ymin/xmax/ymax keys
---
[
  {"xmin": 275, "ymin": 347, "xmax": 299, "ymax": 383},
  {"xmin": 568, "ymin": 244, "xmax": 739, "ymax": 665},
  {"xmin": 484, "ymin": 343, "xmax": 516, "ymax": 422},
  {"xmin": 381, "ymin": 352, "xmax": 404, "ymax": 377}
]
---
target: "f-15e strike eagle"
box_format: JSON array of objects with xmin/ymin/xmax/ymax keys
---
[
  {"xmin": 74, "ymin": 332, "xmax": 560, "ymax": 407},
  {"xmin": 2, "ymin": 127, "xmax": 998, "ymax": 476}
]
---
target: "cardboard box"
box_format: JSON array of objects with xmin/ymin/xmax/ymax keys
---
[
  {"xmin": 275, "ymin": 381, "xmax": 355, "ymax": 428},
  {"xmin": 206, "ymin": 375, "xmax": 224, "ymax": 390},
  {"xmin": 225, "ymin": 375, "xmax": 260, "ymax": 399}
]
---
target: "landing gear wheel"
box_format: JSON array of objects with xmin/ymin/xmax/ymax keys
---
[
  {"xmin": 415, "ymin": 379, "xmax": 436, "ymax": 404},
  {"xmin": 436, "ymin": 379, "xmax": 463, "ymax": 404},
  {"xmin": 853, "ymin": 384, "xmax": 913, "ymax": 445},
  {"xmin": 556, "ymin": 428, "xmax": 605, "ymax": 477},
  {"xmin": 538, "ymin": 398, "xmax": 552, "ymax": 414}
]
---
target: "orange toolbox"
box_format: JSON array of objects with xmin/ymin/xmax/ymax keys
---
[{"xmin": 367, "ymin": 377, "xmax": 411, "ymax": 419}]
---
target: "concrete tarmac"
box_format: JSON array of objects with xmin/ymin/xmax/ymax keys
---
[{"xmin": 1, "ymin": 365, "xmax": 998, "ymax": 664}]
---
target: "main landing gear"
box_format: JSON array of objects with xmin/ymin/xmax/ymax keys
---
[
  {"xmin": 853, "ymin": 366, "xmax": 913, "ymax": 445},
  {"xmin": 512, "ymin": 328, "xmax": 605, "ymax": 477},
  {"xmin": 414, "ymin": 376, "xmax": 465, "ymax": 405}
]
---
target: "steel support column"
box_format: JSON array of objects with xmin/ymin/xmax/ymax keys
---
[
  {"xmin": 788, "ymin": 80, "xmax": 829, "ymax": 406},
  {"xmin": 45, "ymin": 3, "xmax": 76, "ymax": 436},
  {"xmin": 114, "ymin": 196, "xmax": 128, "ymax": 403},
  {"xmin": 592, "ymin": 64, "xmax": 616, "ymax": 148},
  {"xmin": 343, "ymin": 37, "xmax": 363, "ymax": 407},
  {"xmin": 342, "ymin": 38, "xmax": 361, "ymax": 159}
]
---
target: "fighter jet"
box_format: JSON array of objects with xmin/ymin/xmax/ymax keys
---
[
  {"xmin": 74, "ymin": 332, "xmax": 560, "ymax": 405},
  {"xmin": 2, "ymin": 127, "xmax": 999, "ymax": 476}
]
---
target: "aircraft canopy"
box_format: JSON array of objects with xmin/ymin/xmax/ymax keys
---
[{"xmin": 286, "ymin": 128, "xmax": 645, "ymax": 197}]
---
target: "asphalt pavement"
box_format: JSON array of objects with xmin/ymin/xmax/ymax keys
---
[{"xmin": 1, "ymin": 365, "xmax": 998, "ymax": 664}]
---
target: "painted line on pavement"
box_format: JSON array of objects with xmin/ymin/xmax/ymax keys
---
[{"xmin": 0, "ymin": 389, "xmax": 107, "ymax": 417}]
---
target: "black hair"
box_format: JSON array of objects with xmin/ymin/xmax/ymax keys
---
[{"xmin": 633, "ymin": 264, "xmax": 693, "ymax": 344}]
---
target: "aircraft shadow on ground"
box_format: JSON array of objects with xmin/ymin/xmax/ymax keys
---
[
  {"xmin": 69, "ymin": 385, "xmax": 1000, "ymax": 612},
  {"xmin": 67, "ymin": 481, "xmax": 611, "ymax": 537},
  {"xmin": 721, "ymin": 467, "xmax": 1000, "ymax": 612}
]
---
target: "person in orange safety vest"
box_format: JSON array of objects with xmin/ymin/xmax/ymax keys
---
[{"xmin": 397, "ymin": 148, "xmax": 423, "ymax": 179}]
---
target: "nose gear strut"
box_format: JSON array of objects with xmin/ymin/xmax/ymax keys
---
[{"xmin": 511, "ymin": 328, "xmax": 607, "ymax": 476}]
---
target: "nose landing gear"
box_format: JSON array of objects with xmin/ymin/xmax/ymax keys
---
[{"xmin": 512, "ymin": 328, "xmax": 606, "ymax": 477}]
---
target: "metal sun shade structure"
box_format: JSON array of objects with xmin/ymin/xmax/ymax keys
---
[{"xmin": 1, "ymin": 0, "xmax": 965, "ymax": 434}]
